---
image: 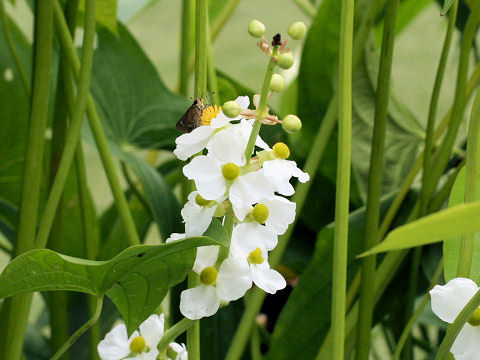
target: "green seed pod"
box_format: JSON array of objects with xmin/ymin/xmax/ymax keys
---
[
  {"xmin": 269, "ymin": 74, "xmax": 284, "ymax": 92},
  {"xmin": 282, "ymin": 114, "xmax": 302, "ymax": 133},
  {"xmin": 222, "ymin": 100, "xmax": 241, "ymax": 118},
  {"xmin": 248, "ymin": 20, "xmax": 265, "ymax": 38},
  {"xmin": 277, "ymin": 52, "xmax": 294, "ymax": 70},
  {"xmin": 288, "ymin": 21, "xmax": 307, "ymax": 40}
]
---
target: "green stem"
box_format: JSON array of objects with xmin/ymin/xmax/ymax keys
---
[
  {"xmin": 158, "ymin": 318, "xmax": 195, "ymax": 355},
  {"xmin": 291, "ymin": 0, "xmax": 317, "ymax": 18},
  {"xmin": 0, "ymin": 1, "xmax": 54, "ymax": 358},
  {"xmin": 121, "ymin": 161, "xmax": 151, "ymax": 216},
  {"xmin": 244, "ymin": 49, "xmax": 278, "ymax": 164},
  {"xmin": 356, "ymin": 1, "xmax": 398, "ymax": 358},
  {"xmin": 50, "ymin": 296, "xmax": 104, "ymax": 360},
  {"xmin": 52, "ymin": 0, "xmax": 140, "ymax": 246},
  {"xmin": 206, "ymin": 15, "xmax": 220, "ymax": 105},
  {"xmin": 457, "ymin": 87, "xmax": 480, "ymax": 277},
  {"xmin": 331, "ymin": 0, "xmax": 354, "ymax": 358},
  {"xmin": 0, "ymin": 0, "xmax": 30, "ymax": 95},
  {"xmin": 179, "ymin": 0, "xmax": 194, "ymax": 96},
  {"xmin": 434, "ymin": 289, "xmax": 480, "ymax": 360},
  {"xmin": 420, "ymin": 1, "xmax": 458, "ymax": 215},
  {"xmin": 426, "ymin": 2, "xmax": 480, "ymax": 205},
  {"xmin": 250, "ymin": 325, "xmax": 263, "ymax": 360},
  {"xmin": 392, "ymin": 259, "xmax": 444, "ymax": 360},
  {"xmin": 35, "ymin": 0, "xmax": 95, "ymax": 250}
]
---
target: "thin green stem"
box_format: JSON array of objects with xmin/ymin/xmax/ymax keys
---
[
  {"xmin": 179, "ymin": 0, "xmax": 194, "ymax": 96},
  {"xmin": 356, "ymin": 1, "xmax": 398, "ymax": 358},
  {"xmin": 0, "ymin": 0, "xmax": 30, "ymax": 95},
  {"xmin": 291, "ymin": 0, "xmax": 317, "ymax": 18},
  {"xmin": 158, "ymin": 318, "xmax": 195, "ymax": 355},
  {"xmin": 420, "ymin": 1, "xmax": 458, "ymax": 215},
  {"xmin": 457, "ymin": 87, "xmax": 480, "ymax": 277},
  {"xmin": 392, "ymin": 259, "xmax": 444, "ymax": 360},
  {"xmin": 0, "ymin": 0, "xmax": 54, "ymax": 358},
  {"xmin": 331, "ymin": 0, "xmax": 354, "ymax": 358},
  {"xmin": 435, "ymin": 289, "xmax": 480, "ymax": 360},
  {"xmin": 53, "ymin": 0, "xmax": 140, "ymax": 246},
  {"xmin": 35, "ymin": 0, "xmax": 96, "ymax": 250},
  {"xmin": 250, "ymin": 325, "xmax": 263, "ymax": 360},
  {"xmin": 244, "ymin": 49, "xmax": 278, "ymax": 165},
  {"xmin": 121, "ymin": 161, "xmax": 151, "ymax": 216},
  {"xmin": 206, "ymin": 15, "xmax": 220, "ymax": 105},
  {"xmin": 50, "ymin": 296, "xmax": 104, "ymax": 360}
]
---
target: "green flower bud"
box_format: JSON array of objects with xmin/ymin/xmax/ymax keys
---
[
  {"xmin": 272, "ymin": 142, "xmax": 290, "ymax": 159},
  {"xmin": 468, "ymin": 306, "xmax": 480, "ymax": 326},
  {"xmin": 195, "ymin": 193, "xmax": 210, "ymax": 206},
  {"xmin": 248, "ymin": 247, "xmax": 265, "ymax": 264},
  {"xmin": 200, "ymin": 266, "xmax": 218, "ymax": 285},
  {"xmin": 288, "ymin": 21, "xmax": 307, "ymax": 40},
  {"xmin": 222, "ymin": 163, "xmax": 240, "ymax": 181},
  {"xmin": 269, "ymin": 74, "xmax": 284, "ymax": 92},
  {"xmin": 282, "ymin": 114, "xmax": 302, "ymax": 133},
  {"xmin": 222, "ymin": 100, "xmax": 241, "ymax": 118},
  {"xmin": 252, "ymin": 203, "xmax": 269, "ymax": 224},
  {"xmin": 130, "ymin": 336, "xmax": 147, "ymax": 353},
  {"xmin": 277, "ymin": 52, "xmax": 295, "ymax": 70},
  {"xmin": 248, "ymin": 20, "xmax": 265, "ymax": 38},
  {"xmin": 213, "ymin": 202, "xmax": 225, "ymax": 217}
]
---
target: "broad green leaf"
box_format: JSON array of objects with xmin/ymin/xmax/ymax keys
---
[
  {"xmin": 79, "ymin": 0, "xmax": 118, "ymax": 34},
  {"xmin": 360, "ymin": 203, "xmax": 480, "ymax": 257},
  {"xmin": 443, "ymin": 0, "xmax": 456, "ymax": 14},
  {"xmin": 443, "ymin": 166, "xmax": 480, "ymax": 281},
  {"xmin": 0, "ymin": 234, "xmax": 227, "ymax": 332}
]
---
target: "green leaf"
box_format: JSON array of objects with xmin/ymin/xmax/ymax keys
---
[
  {"xmin": 360, "ymin": 202, "xmax": 480, "ymax": 257},
  {"xmin": 443, "ymin": 166, "xmax": 480, "ymax": 281},
  {"xmin": 0, "ymin": 235, "xmax": 227, "ymax": 332},
  {"xmin": 442, "ymin": 0, "xmax": 456, "ymax": 14}
]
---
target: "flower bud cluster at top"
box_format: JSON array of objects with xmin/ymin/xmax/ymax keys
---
[{"xmin": 169, "ymin": 20, "xmax": 311, "ymax": 321}]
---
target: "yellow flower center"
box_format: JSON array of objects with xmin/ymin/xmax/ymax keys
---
[
  {"xmin": 273, "ymin": 142, "xmax": 290, "ymax": 159},
  {"xmin": 468, "ymin": 306, "xmax": 480, "ymax": 326},
  {"xmin": 129, "ymin": 336, "xmax": 147, "ymax": 353},
  {"xmin": 222, "ymin": 163, "xmax": 240, "ymax": 181},
  {"xmin": 248, "ymin": 247, "xmax": 265, "ymax": 264},
  {"xmin": 200, "ymin": 266, "xmax": 218, "ymax": 285},
  {"xmin": 252, "ymin": 203, "xmax": 269, "ymax": 224},
  {"xmin": 201, "ymin": 105, "xmax": 222, "ymax": 126}
]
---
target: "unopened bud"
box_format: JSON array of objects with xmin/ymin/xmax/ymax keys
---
[
  {"xmin": 282, "ymin": 114, "xmax": 302, "ymax": 133},
  {"xmin": 222, "ymin": 101, "xmax": 241, "ymax": 118},
  {"xmin": 248, "ymin": 20, "xmax": 265, "ymax": 38},
  {"xmin": 277, "ymin": 52, "xmax": 294, "ymax": 70},
  {"xmin": 288, "ymin": 22, "xmax": 307, "ymax": 40},
  {"xmin": 270, "ymin": 74, "xmax": 284, "ymax": 92}
]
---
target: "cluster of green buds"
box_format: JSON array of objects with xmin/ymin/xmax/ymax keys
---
[{"xmin": 221, "ymin": 20, "xmax": 306, "ymax": 135}]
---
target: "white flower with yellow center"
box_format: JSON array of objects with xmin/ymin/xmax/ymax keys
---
[
  {"xmin": 247, "ymin": 196, "xmax": 296, "ymax": 235},
  {"xmin": 180, "ymin": 246, "xmax": 251, "ymax": 320},
  {"xmin": 430, "ymin": 277, "xmax": 480, "ymax": 359},
  {"xmin": 263, "ymin": 158, "xmax": 309, "ymax": 196},
  {"xmin": 97, "ymin": 314, "xmax": 164, "ymax": 360},
  {"xmin": 230, "ymin": 235, "xmax": 286, "ymax": 294},
  {"xmin": 181, "ymin": 191, "xmax": 222, "ymax": 237},
  {"xmin": 231, "ymin": 222, "xmax": 277, "ymax": 252},
  {"xmin": 173, "ymin": 96, "xmax": 250, "ymax": 161}
]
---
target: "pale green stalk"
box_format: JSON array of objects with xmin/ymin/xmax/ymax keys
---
[
  {"xmin": 457, "ymin": 87, "xmax": 480, "ymax": 277},
  {"xmin": 0, "ymin": 1, "xmax": 54, "ymax": 358},
  {"xmin": 206, "ymin": 13, "xmax": 220, "ymax": 105},
  {"xmin": 331, "ymin": 0, "xmax": 354, "ymax": 358},
  {"xmin": 356, "ymin": 1, "xmax": 398, "ymax": 358},
  {"xmin": 158, "ymin": 318, "xmax": 195, "ymax": 355},
  {"xmin": 179, "ymin": 0, "xmax": 194, "ymax": 96},
  {"xmin": 292, "ymin": 0, "xmax": 317, "ymax": 18}
]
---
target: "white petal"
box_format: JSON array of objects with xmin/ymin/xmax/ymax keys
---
[
  {"xmin": 180, "ymin": 285, "xmax": 220, "ymax": 319},
  {"xmin": 216, "ymin": 258, "xmax": 252, "ymax": 301},
  {"xmin": 183, "ymin": 156, "xmax": 226, "ymax": 200},
  {"xmin": 262, "ymin": 196, "xmax": 296, "ymax": 235},
  {"xmin": 251, "ymin": 266, "xmax": 286, "ymax": 294},
  {"xmin": 182, "ymin": 202, "xmax": 216, "ymax": 237},
  {"xmin": 451, "ymin": 324, "xmax": 480, "ymax": 360},
  {"xmin": 136, "ymin": 348, "xmax": 159, "ymax": 360},
  {"xmin": 193, "ymin": 246, "xmax": 219, "ymax": 273},
  {"xmin": 139, "ymin": 313, "xmax": 164, "ymax": 349},
  {"xmin": 169, "ymin": 343, "xmax": 188, "ymax": 360},
  {"xmin": 97, "ymin": 324, "xmax": 131, "ymax": 360},
  {"xmin": 231, "ymin": 222, "xmax": 278, "ymax": 252},
  {"xmin": 430, "ymin": 278, "xmax": 479, "ymax": 323},
  {"xmin": 235, "ymin": 95, "xmax": 250, "ymax": 110},
  {"xmin": 208, "ymin": 126, "xmax": 248, "ymax": 165},
  {"xmin": 263, "ymin": 159, "xmax": 309, "ymax": 196},
  {"xmin": 165, "ymin": 233, "xmax": 186, "ymax": 243},
  {"xmin": 174, "ymin": 126, "xmax": 215, "ymax": 161}
]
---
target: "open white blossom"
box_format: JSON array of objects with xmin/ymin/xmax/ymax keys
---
[
  {"xmin": 231, "ymin": 222, "xmax": 277, "ymax": 252},
  {"xmin": 430, "ymin": 277, "xmax": 480, "ymax": 360},
  {"xmin": 181, "ymin": 191, "xmax": 219, "ymax": 237},
  {"xmin": 173, "ymin": 96, "xmax": 250, "ymax": 161},
  {"xmin": 262, "ymin": 158, "xmax": 310, "ymax": 196},
  {"xmin": 98, "ymin": 314, "xmax": 164, "ymax": 360}
]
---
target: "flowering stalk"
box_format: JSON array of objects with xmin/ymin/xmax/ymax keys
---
[
  {"xmin": 157, "ymin": 318, "xmax": 195, "ymax": 355},
  {"xmin": 179, "ymin": 0, "xmax": 194, "ymax": 96}
]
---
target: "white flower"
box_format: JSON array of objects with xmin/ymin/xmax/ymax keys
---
[
  {"xmin": 173, "ymin": 96, "xmax": 250, "ymax": 161},
  {"xmin": 231, "ymin": 222, "xmax": 277, "ymax": 252},
  {"xmin": 230, "ymin": 235, "xmax": 286, "ymax": 294},
  {"xmin": 181, "ymin": 191, "xmax": 219, "ymax": 237},
  {"xmin": 98, "ymin": 314, "xmax": 164, "ymax": 360},
  {"xmin": 262, "ymin": 158, "xmax": 310, "ymax": 196},
  {"xmin": 168, "ymin": 343, "xmax": 188, "ymax": 360},
  {"xmin": 249, "ymin": 195, "xmax": 296, "ymax": 235},
  {"xmin": 430, "ymin": 277, "xmax": 480, "ymax": 360},
  {"xmin": 180, "ymin": 247, "xmax": 251, "ymax": 320}
]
